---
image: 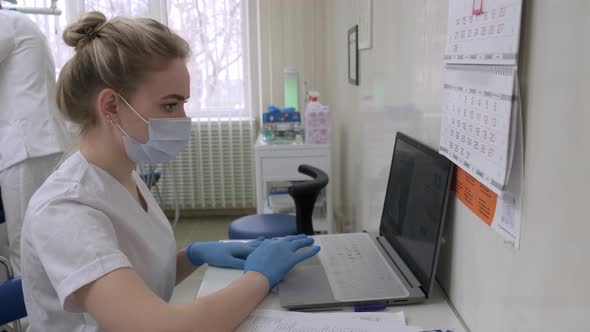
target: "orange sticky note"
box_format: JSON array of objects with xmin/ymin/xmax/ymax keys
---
[{"xmin": 451, "ymin": 166, "xmax": 497, "ymax": 226}]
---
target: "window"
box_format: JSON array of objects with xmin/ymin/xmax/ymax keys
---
[
  {"xmin": 167, "ymin": 0, "xmax": 246, "ymax": 118},
  {"xmin": 85, "ymin": 0, "xmax": 150, "ymax": 17},
  {"xmin": 16, "ymin": 0, "xmax": 72, "ymax": 76},
  {"xmin": 17, "ymin": 0, "xmax": 248, "ymax": 119}
]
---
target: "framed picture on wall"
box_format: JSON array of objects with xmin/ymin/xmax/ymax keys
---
[
  {"xmin": 348, "ymin": 25, "xmax": 359, "ymax": 86},
  {"xmin": 358, "ymin": 0, "xmax": 373, "ymax": 50}
]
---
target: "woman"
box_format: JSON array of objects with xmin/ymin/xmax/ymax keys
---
[{"xmin": 20, "ymin": 11, "xmax": 319, "ymax": 332}]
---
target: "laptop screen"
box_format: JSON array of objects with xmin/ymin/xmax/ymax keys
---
[{"xmin": 379, "ymin": 132, "xmax": 453, "ymax": 298}]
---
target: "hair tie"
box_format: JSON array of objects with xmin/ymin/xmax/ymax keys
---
[{"xmin": 83, "ymin": 22, "xmax": 109, "ymax": 41}]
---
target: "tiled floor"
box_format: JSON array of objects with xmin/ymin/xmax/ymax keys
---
[{"xmin": 170, "ymin": 217, "xmax": 233, "ymax": 304}]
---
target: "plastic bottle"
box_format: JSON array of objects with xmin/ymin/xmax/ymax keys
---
[{"xmin": 306, "ymin": 91, "xmax": 322, "ymax": 112}]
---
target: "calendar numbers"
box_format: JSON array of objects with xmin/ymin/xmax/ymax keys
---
[
  {"xmin": 445, "ymin": 0, "xmax": 522, "ymax": 66},
  {"xmin": 442, "ymin": 83, "xmax": 512, "ymax": 179}
]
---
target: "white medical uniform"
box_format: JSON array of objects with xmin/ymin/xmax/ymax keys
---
[
  {"xmin": 21, "ymin": 151, "xmax": 177, "ymax": 332},
  {"xmin": 0, "ymin": 11, "xmax": 69, "ymax": 276}
]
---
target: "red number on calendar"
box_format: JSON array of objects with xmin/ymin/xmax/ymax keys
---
[{"xmin": 488, "ymin": 148, "xmax": 494, "ymax": 158}]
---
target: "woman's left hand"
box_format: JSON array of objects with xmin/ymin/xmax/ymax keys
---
[{"xmin": 186, "ymin": 237, "xmax": 265, "ymax": 269}]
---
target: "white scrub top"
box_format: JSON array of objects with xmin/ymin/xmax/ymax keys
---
[
  {"xmin": 21, "ymin": 151, "xmax": 177, "ymax": 332},
  {"xmin": 0, "ymin": 11, "xmax": 69, "ymax": 171}
]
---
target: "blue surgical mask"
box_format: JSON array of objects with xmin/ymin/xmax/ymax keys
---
[{"xmin": 115, "ymin": 94, "xmax": 191, "ymax": 164}]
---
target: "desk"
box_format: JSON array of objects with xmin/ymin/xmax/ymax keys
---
[{"xmin": 195, "ymin": 267, "xmax": 467, "ymax": 331}]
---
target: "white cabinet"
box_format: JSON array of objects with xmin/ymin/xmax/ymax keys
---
[{"xmin": 254, "ymin": 136, "xmax": 332, "ymax": 234}]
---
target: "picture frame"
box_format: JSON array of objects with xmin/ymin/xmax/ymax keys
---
[
  {"xmin": 348, "ymin": 25, "xmax": 359, "ymax": 86},
  {"xmin": 358, "ymin": 0, "xmax": 373, "ymax": 50}
]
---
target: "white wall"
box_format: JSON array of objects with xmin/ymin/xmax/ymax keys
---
[
  {"xmin": 320, "ymin": 1, "xmax": 590, "ymax": 331},
  {"xmin": 252, "ymin": 1, "xmax": 590, "ymax": 329},
  {"xmin": 249, "ymin": 0, "xmax": 326, "ymax": 121}
]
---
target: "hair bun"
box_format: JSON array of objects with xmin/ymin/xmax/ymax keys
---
[{"xmin": 63, "ymin": 11, "xmax": 107, "ymax": 50}]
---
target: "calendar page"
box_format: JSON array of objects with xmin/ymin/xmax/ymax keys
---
[
  {"xmin": 445, "ymin": 0, "xmax": 523, "ymax": 65},
  {"xmin": 439, "ymin": 65, "xmax": 516, "ymax": 195}
]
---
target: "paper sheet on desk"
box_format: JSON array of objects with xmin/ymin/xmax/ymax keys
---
[
  {"xmin": 313, "ymin": 311, "xmax": 406, "ymax": 325},
  {"xmin": 235, "ymin": 310, "xmax": 421, "ymax": 332}
]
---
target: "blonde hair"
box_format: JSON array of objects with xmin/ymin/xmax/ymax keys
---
[{"xmin": 56, "ymin": 11, "xmax": 190, "ymax": 133}]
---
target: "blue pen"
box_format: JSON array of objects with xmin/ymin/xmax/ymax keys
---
[{"xmin": 352, "ymin": 304, "xmax": 387, "ymax": 312}]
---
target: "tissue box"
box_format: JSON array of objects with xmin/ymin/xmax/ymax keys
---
[{"xmin": 304, "ymin": 106, "xmax": 330, "ymax": 144}]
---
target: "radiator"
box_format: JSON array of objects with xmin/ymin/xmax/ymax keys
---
[{"xmin": 153, "ymin": 118, "xmax": 256, "ymax": 211}]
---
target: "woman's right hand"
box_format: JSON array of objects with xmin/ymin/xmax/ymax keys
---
[{"xmin": 244, "ymin": 234, "xmax": 320, "ymax": 289}]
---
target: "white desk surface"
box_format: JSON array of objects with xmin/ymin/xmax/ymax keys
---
[{"xmin": 195, "ymin": 267, "xmax": 467, "ymax": 332}]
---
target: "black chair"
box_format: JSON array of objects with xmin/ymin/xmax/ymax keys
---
[{"xmin": 228, "ymin": 165, "xmax": 329, "ymax": 239}]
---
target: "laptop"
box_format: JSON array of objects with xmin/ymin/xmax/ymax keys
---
[{"xmin": 278, "ymin": 132, "xmax": 454, "ymax": 310}]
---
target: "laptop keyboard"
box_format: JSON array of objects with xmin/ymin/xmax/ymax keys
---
[{"xmin": 316, "ymin": 233, "xmax": 410, "ymax": 301}]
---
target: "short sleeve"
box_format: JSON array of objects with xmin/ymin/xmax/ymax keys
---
[{"xmin": 29, "ymin": 199, "xmax": 132, "ymax": 312}]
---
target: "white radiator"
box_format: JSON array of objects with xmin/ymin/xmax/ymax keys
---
[{"xmin": 153, "ymin": 119, "xmax": 256, "ymax": 210}]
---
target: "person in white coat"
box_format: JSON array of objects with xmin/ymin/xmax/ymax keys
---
[
  {"xmin": 0, "ymin": 10, "xmax": 69, "ymax": 276},
  {"xmin": 20, "ymin": 11, "xmax": 319, "ymax": 332}
]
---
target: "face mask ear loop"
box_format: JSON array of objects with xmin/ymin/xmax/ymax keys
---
[
  {"xmin": 117, "ymin": 93, "xmax": 149, "ymax": 124},
  {"xmin": 113, "ymin": 122, "xmax": 134, "ymax": 139}
]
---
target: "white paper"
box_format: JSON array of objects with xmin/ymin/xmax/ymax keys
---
[
  {"xmin": 445, "ymin": 0, "xmax": 523, "ymax": 65},
  {"xmin": 439, "ymin": 65, "xmax": 516, "ymax": 195},
  {"xmin": 235, "ymin": 310, "xmax": 420, "ymax": 332},
  {"xmin": 490, "ymin": 74, "xmax": 523, "ymax": 247},
  {"xmin": 313, "ymin": 311, "xmax": 406, "ymax": 326}
]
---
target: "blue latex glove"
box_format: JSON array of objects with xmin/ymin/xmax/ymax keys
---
[
  {"xmin": 244, "ymin": 234, "xmax": 320, "ymax": 288},
  {"xmin": 186, "ymin": 237, "xmax": 265, "ymax": 269}
]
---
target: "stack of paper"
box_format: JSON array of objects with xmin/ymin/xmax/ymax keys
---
[{"xmin": 235, "ymin": 309, "xmax": 422, "ymax": 332}]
